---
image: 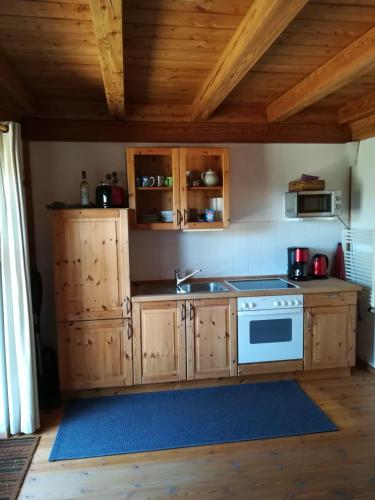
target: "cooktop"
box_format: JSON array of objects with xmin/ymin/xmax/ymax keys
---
[{"xmin": 226, "ymin": 278, "xmax": 297, "ymax": 291}]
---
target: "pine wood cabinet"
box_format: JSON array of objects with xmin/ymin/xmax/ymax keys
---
[
  {"xmin": 51, "ymin": 209, "xmax": 132, "ymax": 391},
  {"xmin": 186, "ymin": 298, "xmax": 237, "ymax": 379},
  {"xmin": 132, "ymin": 301, "xmax": 187, "ymax": 384},
  {"xmin": 132, "ymin": 298, "xmax": 237, "ymax": 384},
  {"xmin": 52, "ymin": 209, "xmax": 131, "ymax": 321},
  {"xmin": 127, "ymin": 146, "xmax": 229, "ymax": 230},
  {"xmin": 58, "ymin": 319, "xmax": 133, "ymax": 390},
  {"xmin": 304, "ymin": 293, "xmax": 356, "ymax": 370}
]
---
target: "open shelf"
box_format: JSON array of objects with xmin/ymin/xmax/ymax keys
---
[
  {"xmin": 184, "ymin": 221, "xmax": 224, "ymax": 230},
  {"xmin": 187, "ymin": 186, "xmax": 222, "ymax": 191},
  {"xmin": 135, "ymin": 222, "xmax": 175, "ymax": 230},
  {"xmin": 137, "ymin": 187, "xmax": 172, "ymax": 191}
]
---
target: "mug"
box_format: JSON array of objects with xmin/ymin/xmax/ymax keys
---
[
  {"xmin": 205, "ymin": 208, "xmax": 215, "ymax": 223},
  {"xmin": 135, "ymin": 175, "xmax": 142, "ymax": 187},
  {"xmin": 164, "ymin": 176, "xmax": 173, "ymax": 187},
  {"xmin": 157, "ymin": 175, "xmax": 165, "ymax": 187},
  {"xmin": 142, "ymin": 176, "xmax": 155, "ymax": 187},
  {"xmin": 186, "ymin": 170, "xmax": 194, "ymax": 187}
]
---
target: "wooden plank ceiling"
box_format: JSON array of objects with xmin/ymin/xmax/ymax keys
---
[{"xmin": 1, "ymin": 0, "xmax": 375, "ymax": 142}]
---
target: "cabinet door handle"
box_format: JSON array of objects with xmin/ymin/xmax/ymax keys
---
[
  {"xmin": 125, "ymin": 296, "xmax": 131, "ymax": 315},
  {"xmin": 307, "ymin": 311, "xmax": 312, "ymax": 333},
  {"xmin": 181, "ymin": 303, "xmax": 186, "ymax": 321},
  {"xmin": 189, "ymin": 303, "xmax": 194, "ymax": 321},
  {"xmin": 176, "ymin": 209, "xmax": 182, "ymax": 228},
  {"xmin": 127, "ymin": 320, "xmax": 132, "ymax": 339},
  {"xmin": 183, "ymin": 209, "xmax": 188, "ymax": 226}
]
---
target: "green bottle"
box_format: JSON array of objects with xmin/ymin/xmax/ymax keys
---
[{"xmin": 80, "ymin": 170, "xmax": 90, "ymax": 206}]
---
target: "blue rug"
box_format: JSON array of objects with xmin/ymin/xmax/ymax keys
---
[{"xmin": 49, "ymin": 380, "xmax": 336, "ymax": 461}]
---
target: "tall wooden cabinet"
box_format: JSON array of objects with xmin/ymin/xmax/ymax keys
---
[
  {"xmin": 52, "ymin": 209, "xmax": 133, "ymax": 390},
  {"xmin": 127, "ymin": 147, "xmax": 230, "ymax": 230}
]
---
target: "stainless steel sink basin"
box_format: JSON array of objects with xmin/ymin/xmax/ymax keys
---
[{"xmin": 177, "ymin": 281, "xmax": 229, "ymax": 294}]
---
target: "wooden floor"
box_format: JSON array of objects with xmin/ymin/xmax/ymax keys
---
[{"xmin": 20, "ymin": 369, "xmax": 375, "ymax": 499}]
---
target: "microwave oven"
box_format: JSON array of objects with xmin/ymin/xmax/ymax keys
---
[{"xmin": 285, "ymin": 190, "xmax": 342, "ymax": 218}]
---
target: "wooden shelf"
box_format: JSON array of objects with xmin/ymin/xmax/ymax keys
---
[
  {"xmin": 183, "ymin": 221, "xmax": 224, "ymax": 230},
  {"xmin": 137, "ymin": 187, "xmax": 172, "ymax": 191},
  {"xmin": 187, "ymin": 186, "xmax": 222, "ymax": 191},
  {"xmin": 135, "ymin": 222, "xmax": 175, "ymax": 230}
]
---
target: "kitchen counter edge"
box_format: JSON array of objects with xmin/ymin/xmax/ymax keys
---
[{"xmin": 131, "ymin": 277, "xmax": 361, "ymax": 303}]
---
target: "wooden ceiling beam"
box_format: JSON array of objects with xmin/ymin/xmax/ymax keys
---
[
  {"xmin": 90, "ymin": 0, "xmax": 124, "ymax": 119},
  {"xmin": 350, "ymin": 113, "xmax": 375, "ymax": 141},
  {"xmin": 338, "ymin": 91, "xmax": 375, "ymax": 124},
  {"xmin": 0, "ymin": 50, "xmax": 34, "ymax": 118},
  {"xmin": 190, "ymin": 0, "xmax": 309, "ymax": 123},
  {"xmin": 267, "ymin": 26, "xmax": 375, "ymax": 122},
  {"xmin": 20, "ymin": 119, "xmax": 351, "ymax": 144}
]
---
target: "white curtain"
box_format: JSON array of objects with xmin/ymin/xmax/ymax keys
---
[{"xmin": 0, "ymin": 122, "xmax": 39, "ymax": 436}]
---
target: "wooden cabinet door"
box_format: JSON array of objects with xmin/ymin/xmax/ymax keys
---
[
  {"xmin": 133, "ymin": 301, "xmax": 186, "ymax": 384},
  {"xmin": 53, "ymin": 209, "xmax": 131, "ymax": 321},
  {"xmin": 126, "ymin": 147, "xmax": 181, "ymax": 230},
  {"xmin": 304, "ymin": 305, "xmax": 356, "ymax": 370},
  {"xmin": 58, "ymin": 319, "xmax": 133, "ymax": 390},
  {"xmin": 179, "ymin": 147, "xmax": 230, "ymax": 230},
  {"xmin": 186, "ymin": 298, "xmax": 237, "ymax": 380}
]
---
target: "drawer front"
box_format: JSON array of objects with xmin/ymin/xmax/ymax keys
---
[{"xmin": 304, "ymin": 292, "xmax": 357, "ymax": 308}]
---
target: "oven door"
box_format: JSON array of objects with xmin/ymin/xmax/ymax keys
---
[{"xmin": 238, "ymin": 308, "xmax": 303, "ymax": 364}]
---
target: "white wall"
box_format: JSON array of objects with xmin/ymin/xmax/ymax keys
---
[
  {"xmin": 29, "ymin": 141, "xmax": 352, "ymax": 347},
  {"xmin": 351, "ymin": 138, "xmax": 375, "ymax": 230},
  {"xmin": 351, "ymin": 138, "xmax": 375, "ymax": 367}
]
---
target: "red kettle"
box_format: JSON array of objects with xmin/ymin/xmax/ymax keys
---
[{"xmin": 311, "ymin": 254, "xmax": 329, "ymax": 279}]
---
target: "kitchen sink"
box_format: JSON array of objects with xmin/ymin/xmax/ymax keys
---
[{"xmin": 177, "ymin": 281, "xmax": 229, "ymax": 293}]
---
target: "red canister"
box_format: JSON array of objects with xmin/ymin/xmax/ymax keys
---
[{"xmin": 110, "ymin": 185, "xmax": 125, "ymax": 207}]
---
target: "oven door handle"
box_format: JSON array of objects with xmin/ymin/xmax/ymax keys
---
[{"xmin": 238, "ymin": 308, "xmax": 303, "ymax": 317}]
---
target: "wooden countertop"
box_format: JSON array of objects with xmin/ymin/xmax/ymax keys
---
[{"xmin": 131, "ymin": 276, "xmax": 361, "ymax": 303}]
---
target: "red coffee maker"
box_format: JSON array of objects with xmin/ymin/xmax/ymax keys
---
[
  {"xmin": 287, "ymin": 247, "xmax": 310, "ymax": 281},
  {"xmin": 311, "ymin": 254, "xmax": 329, "ymax": 279}
]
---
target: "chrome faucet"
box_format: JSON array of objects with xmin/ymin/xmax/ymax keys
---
[{"xmin": 175, "ymin": 268, "xmax": 202, "ymax": 287}]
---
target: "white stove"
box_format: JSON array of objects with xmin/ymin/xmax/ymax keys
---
[{"xmin": 237, "ymin": 294, "xmax": 304, "ymax": 364}]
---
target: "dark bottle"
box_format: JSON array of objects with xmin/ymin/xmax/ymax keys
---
[{"xmin": 96, "ymin": 181, "xmax": 111, "ymax": 208}]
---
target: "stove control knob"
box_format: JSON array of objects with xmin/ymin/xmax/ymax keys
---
[
  {"xmin": 274, "ymin": 300, "xmax": 281, "ymax": 307},
  {"xmin": 281, "ymin": 300, "xmax": 287, "ymax": 306},
  {"xmin": 297, "ymin": 300, "xmax": 302, "ymax": 306},
  {"xmin": 288, "ymin": 300, "xmax": 293, "ymax": 306},
  {"xmin": 249, "ymin": 302, "xmax": 256, "ymax": 309}
]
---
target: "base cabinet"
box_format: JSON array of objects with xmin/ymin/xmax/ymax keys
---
[
  {"xmin": 58, "ymin": 319, "xmax": 133, "ymax": 390},
  {"xmin": 186, "ymin": 298, "xmax": 237, "ymax": 379},
  {"xmin": 132, "ymin": 301, "xmax": 186, "ymax": 384},
  {"xmin": 304, "ymin": 301, "xmax": 356, "ymax": 370},
  {"xmin": 133, "ymin": 298, "xmax": 237, "ymax": 384}
]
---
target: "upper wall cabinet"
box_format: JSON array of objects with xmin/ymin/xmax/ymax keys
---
[
  {"xmin": 52, "ymin": 209, "xmax": 131, "ymax": 322},
  {"xmin": 127, "ymin": 147, "xmax": 230, "ymax": 230}
]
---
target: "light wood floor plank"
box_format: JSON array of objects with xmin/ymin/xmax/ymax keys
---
[{"xmin": 20, "ymin": 369, "xmax": 375, "ymax": 499}]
